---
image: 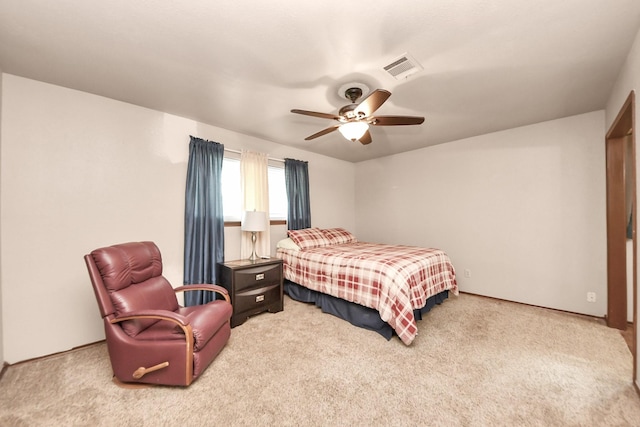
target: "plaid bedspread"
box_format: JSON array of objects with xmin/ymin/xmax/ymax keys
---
[{"xmin": 276, "ymin": 242, "xmax": 458, "ymax": 345}]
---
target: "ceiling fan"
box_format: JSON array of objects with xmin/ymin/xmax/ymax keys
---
[{"xmin": 291, "ymin": 85, "xmax": 425, "ymax": 145}]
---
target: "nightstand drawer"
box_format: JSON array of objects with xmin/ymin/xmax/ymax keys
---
[
  {"xmin": 234, "ymin": 282, "xmax": 281, "ymax": 313},
  {"xmin": 218, "ymin": 257, "xmax": 283, "ymax": 327},
  {"xmin": 235, "ymin": 264, "xmax": 281, "ymax": 291}
]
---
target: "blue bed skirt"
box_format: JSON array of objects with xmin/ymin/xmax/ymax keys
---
[{"xmin": 284, "ymin": 279, "xmax": 449, "ymax": 341}]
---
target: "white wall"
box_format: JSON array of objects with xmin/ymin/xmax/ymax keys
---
[
  {"xmin": 606, "ymin": 25, "xmax": 640, "ymax": 390},
  {"xmin": 0, "ymin": 74, "xmax": 355, "ymax": 363},
  {"xmin": 355, "ymin": 111, "xmax": 607, "ymax": 316}
]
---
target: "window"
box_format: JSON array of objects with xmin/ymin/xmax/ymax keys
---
[
  {"xmin": 268, "ymin": 164, "xmax": 287, "ymax": 220},
  {"xmin": 221, "ymin": 157, "xmax": 287, "ymax": 222},
  {"xmin": 221, "ymin": 158, "xmax": 241, "ymax": 221}
]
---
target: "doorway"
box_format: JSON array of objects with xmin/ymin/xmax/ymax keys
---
[{"xmin": 606, "ymin": 90, "xmax": 637, "ymax": 383}]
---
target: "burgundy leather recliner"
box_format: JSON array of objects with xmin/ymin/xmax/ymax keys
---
[{"xmin": 84, "ymin": 241, "xmax": 232, "ymax": 386}]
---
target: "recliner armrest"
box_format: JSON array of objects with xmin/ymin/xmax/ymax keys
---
[
  {"xmin": 111, "ymin": 309, "xmax": 190, "ymax": 327},
  {"xmin": 110, "ymin": 308, "xmax": 195, "ymax": 371},
  {"xmin": 173, "ymin": 284, "xmax": 231, "ymax": 303}
]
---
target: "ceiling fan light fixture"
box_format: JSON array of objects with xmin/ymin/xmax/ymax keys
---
[
  {"xmin": 291, "ymin": 87, "xmax": 424, "ymax": 145},
  {"xmin": 339, "ymin": 121, "xmax": 369, "ymax": 141}
]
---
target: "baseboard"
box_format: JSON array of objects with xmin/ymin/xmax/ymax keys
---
[
  {"xmin": 3, "ymin": 339, "xmax": 106, "ymax": 368},
  {"xmin": 459, "ymin": 291, "xmax": 605, "ymax": 321},
  {"xmin": 0, "ymin": 362, "xmax": 8, "ymax": 382}
]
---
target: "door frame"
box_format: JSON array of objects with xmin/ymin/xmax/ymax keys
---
[{"xmin": 606, "ymin": 90, "xmax": 636, "ymax": 382}]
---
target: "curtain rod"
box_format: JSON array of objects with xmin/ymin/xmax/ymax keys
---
[
  {"xmin": 188, "ymin": 136, "xmax": 285, "ymax": 162},
  {"xmin": 224, "ymin": 147, "xmax": 285, "ymax": 163}
]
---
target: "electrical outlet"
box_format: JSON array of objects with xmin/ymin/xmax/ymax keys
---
[
  {"xmin": 464, "ymin": 269, "xmax": 471, "ymax": 278},
  {"xmin": 587, "ymin": 292, "xmax": 596, "ymax": 303}
]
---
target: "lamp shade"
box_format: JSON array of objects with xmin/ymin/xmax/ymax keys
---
[
  {"xmin": 241, "ymin": 211, "xmax": 267, "ymax": 232},
  {"xmin": 339, "ymin": 121, "xmax": 369, "ymax": 141}
]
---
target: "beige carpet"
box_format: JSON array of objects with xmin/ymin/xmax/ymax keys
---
[{"xmin": 1, "ymin": 293, "xmax": 639, "ymax": 426}]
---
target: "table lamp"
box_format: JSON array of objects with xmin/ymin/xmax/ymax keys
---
[{"xmin": 241, "ymin": 210, "xmax": 267, "ymax": 261}]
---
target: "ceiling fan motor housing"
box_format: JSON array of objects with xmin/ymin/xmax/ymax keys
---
[{"xmin": 338, "ymin": 103, "xmax": 359, "ymax": 119}]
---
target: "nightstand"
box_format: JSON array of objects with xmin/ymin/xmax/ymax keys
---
[{"xmin": 218, "ymin": 257, "xmax": 283, "ymax": 327}]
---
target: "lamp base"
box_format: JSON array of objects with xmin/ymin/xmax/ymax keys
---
[{"xmin": 248, "ymin": 231, "xmax": 258, "ymax": 261}]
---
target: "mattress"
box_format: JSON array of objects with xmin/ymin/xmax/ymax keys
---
[{"xmin": 276, "ymin": 241, "xmax": 458, "ymax": 345}]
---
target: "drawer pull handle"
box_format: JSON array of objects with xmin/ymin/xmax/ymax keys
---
[
  {"xmin": 256, "ymin": 294, "xmax": 265, "ymax": 303},
  {"xmin": 256, "ymin": 273, "xmax": 265, "ymax": 280}
]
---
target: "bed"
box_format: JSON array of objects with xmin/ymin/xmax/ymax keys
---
[{"xmin": 275, "ymin": 227, "xmax": 458, "ymax": 345}]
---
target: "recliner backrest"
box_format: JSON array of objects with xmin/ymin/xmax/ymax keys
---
[{"xmin": 89, "ymin": 241, "xmax": 179, "ymax": 337}]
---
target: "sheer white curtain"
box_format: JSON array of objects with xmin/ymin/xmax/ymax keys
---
[{"xmin": 240, "ymin": 150, "xmax": 270, "ymax": 258}]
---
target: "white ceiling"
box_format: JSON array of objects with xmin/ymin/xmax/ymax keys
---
[{"xmin": 1, "ymin": 1, "xmax": 640, "ymax": 163}]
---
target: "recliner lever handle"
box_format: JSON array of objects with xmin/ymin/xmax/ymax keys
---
[{"xmin": 132, "ymin": 361, "xmax": 170, "ymax": 379}]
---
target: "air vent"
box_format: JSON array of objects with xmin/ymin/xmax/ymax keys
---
[{"xmin": 383, "ymin": 53, "xmax": 423, "ymax": 80}]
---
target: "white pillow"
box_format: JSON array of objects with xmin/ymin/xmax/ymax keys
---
[{"xmin": 276, "ymin": 238, "xmax": 301, "ymax": 251}]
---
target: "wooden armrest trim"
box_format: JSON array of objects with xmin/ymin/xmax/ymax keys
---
[
  {"xmin": 111, "ymin": 310, "xmax": 188, "ymax": 327},
  {"xmin": 174, "ymin": 284, "xmax": 231, "ymax": 303}
]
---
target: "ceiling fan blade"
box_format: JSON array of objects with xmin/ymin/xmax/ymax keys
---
[
  {"xmin": 354, "ymin": 89, "xmax": 391, "ymax": 117},
  {"xmin": 359, "ymin": 130, "xmax": 372, "ymax": 145},
  {"xmin": 371, "ymin": 115, "xmax": 425, "ymax": 126},
  {"xmin": 304, "ymin": 125, "xmax": 340, "ymax": 140},
  {"xmin": 291, "ymin": 109, "xmax": 341, "ymax": 121}
]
